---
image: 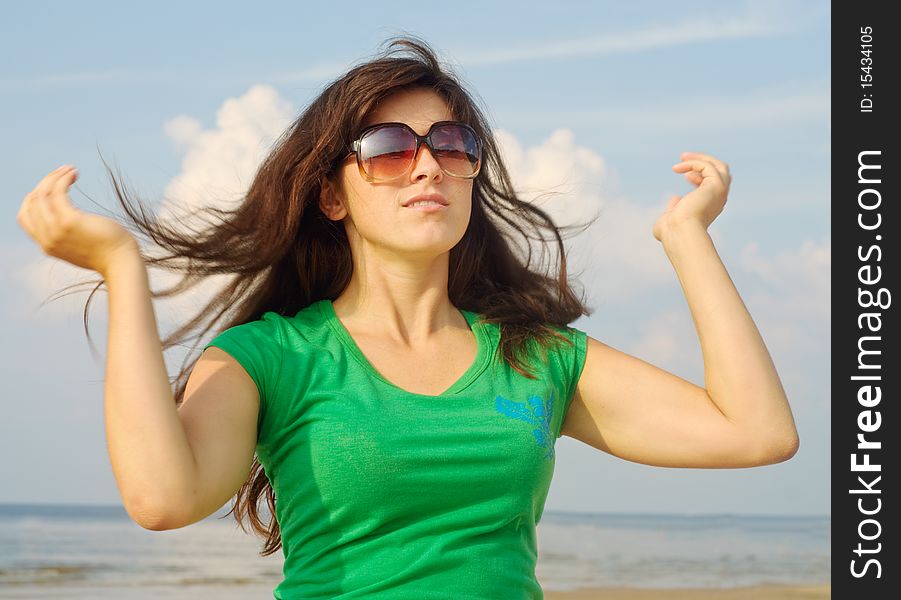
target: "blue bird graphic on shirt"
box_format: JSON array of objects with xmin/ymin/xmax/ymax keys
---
[{"xmin": 494, "ymin": 393, "xmax": 556, "ymax": 461}]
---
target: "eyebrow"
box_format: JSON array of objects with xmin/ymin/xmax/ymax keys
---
[{"xmin": 362, "ymin": 118, "xmax": 454, "ymax": 136}]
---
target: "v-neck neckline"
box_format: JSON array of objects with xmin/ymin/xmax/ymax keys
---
[{"xmin": 318, "ymin": 299, "xmax": 493, "ymax": 398}]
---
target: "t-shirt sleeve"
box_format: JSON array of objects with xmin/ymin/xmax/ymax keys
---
[
  {"xmin": 202, "ymin": 312, "xmax": 285, "ymax": 433},
  {"xmin": 554, "ymin": 325, "xmax": 588, "ymax": 439}
]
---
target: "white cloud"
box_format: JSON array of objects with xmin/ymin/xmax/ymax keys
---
[
  {"xmin": 738, "ymin": 238, "xmax": 831, "ymax": 318},
  {"xmin": 752, "ymin": 240, "xmax": 831, "ymax": 403},
  {"xmin": 163, "ymin": 115, "xmax": 203, "ymax": 152},
  {"xmin": 13, "ymin": 117, "xmax": 668, "ymax": 323},
  {"xmin": 494, "ymin": 128, "xmax": 675, "ymax": 303},
  {"xmin": 611, "ymin": 238, "xmax": 830, "ymax": 408},
  {"xmin": 494, "ymin": 127, "xmax": 830, "ymax": 323},
  {"xmin": 628, "ymin": 309, "xmax": 690, "ymax": 366},
  {"xmin": 12, "ymin": 84, "xmax": 829, "ymax": 362},
  {"xmin": 11, "ymin": 84, "xmax": 296, "ymax": 326},
  {"xmin": 495, "ymin": 128, "xmax": 605, "ymax": 228},
  {"xmin": 740, "ymin": 239, "xmax": 830, "ymax": 394},
  {"xmin": 151, "ymin": 85, "xmax": 295, "ymax": 323},
  {"xmin": 3, "ymin": 241, "xmax": 99, "ymax": 320},
  {"xmin": 158, "ymin": 84, "xmax": 294, "ymax": 224},
  {"xmin": 492, "ymin": 126, "xmax": 828, "ymax": 408}
]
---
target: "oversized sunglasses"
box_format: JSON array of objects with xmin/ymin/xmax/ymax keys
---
[{"xmin": 345, "ymin": 121, "xmax": 482, "ymax": 183}]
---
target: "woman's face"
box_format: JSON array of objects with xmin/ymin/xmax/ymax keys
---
[{"xmin": 322, "ymin": 88, "xmax": 474, "ymax": 262}]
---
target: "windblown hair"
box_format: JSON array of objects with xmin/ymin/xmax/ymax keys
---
[{"xmin": 60, "ymin": 35, "xmax": 591, "ymax": 556}]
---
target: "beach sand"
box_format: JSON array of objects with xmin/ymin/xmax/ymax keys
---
[{"xmin": 544, "ymin": 584, "xmax": 830, "ymax": 600}]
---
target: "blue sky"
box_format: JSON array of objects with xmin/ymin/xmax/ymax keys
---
[{"xmin": 1, "ymin": 1, "xmax": 829, "ymax": 516}]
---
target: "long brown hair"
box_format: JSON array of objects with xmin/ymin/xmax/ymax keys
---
[{"xmin": 58, "ymin": 35, "xmax": 591, "ymax": 556}]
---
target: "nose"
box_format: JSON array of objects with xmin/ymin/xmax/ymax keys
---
[{"xmin": 409, "ymin": 142, "xmax": 443, "ymax": 182}]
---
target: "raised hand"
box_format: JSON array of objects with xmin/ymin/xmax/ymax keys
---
[
  {"xmin": 16, "ymin": 165, "xmax": 139, "ymax": 275},
  {"xmin": 653, "ymin": 151, "xmax": 732, "ymax": 242}
]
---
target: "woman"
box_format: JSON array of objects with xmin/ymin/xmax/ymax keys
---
[{"xmin": 15, "ymin": 37, "xmax": 798, "ymax": 599}]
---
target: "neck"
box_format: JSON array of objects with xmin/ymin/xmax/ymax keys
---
[{"xmin": 332, "ymin": 245, "xmax": 462, "ymax": 344}]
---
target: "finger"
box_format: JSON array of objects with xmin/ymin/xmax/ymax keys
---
[
  {"xmin": 16, "ymin": 189, "xmax": 34, "ymax": 222},
  {"xmin": 25, "ymin": 191, "xmax": 51, "ymax": 245},
  {"xmin": 680, "ymin": 151, "xmax": 730, "ymax": 181},
  {"xmin": 18, "ymin": 165, "xmax": 69, "ymax": 245},
  {"xmin": 684, "ymin": 171, "xmax": 704, "ymax": 185},
  {"xmin": 672, "ymin": 158, "xmax": 724, "ymax": 185},
  {"xmin": 48, "ymin": 167, "xmax": 79, "ymax": 217},
  {"xmin": 35, "ymin": 165, "xmax": 75, "ymax": 201},
  {"xmin": 16, "ymin": 192, "xmax": 37, "ymax": 235}
]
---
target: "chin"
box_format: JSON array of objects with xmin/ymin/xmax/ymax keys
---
[{"xmin": 396, "ymin": 233, "xmax": 465, "ymax": 258}]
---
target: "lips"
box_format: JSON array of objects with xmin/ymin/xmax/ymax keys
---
[{"xmin": 402, "ymin": 193, "xmax": 448, "ymax": 208}]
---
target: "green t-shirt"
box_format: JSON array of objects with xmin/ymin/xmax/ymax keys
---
[{"xmin": 204, "ymin": 299, "xmax": 588, "ymax": 599}]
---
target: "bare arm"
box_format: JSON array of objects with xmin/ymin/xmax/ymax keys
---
[
  {"xmin": 16, "ymin": 166, "xmax": 257, "ymax": 531},
  {"xmin": 562, "ymin": 152, "xmax": 799, "ymax": 467},
  {"xmin": 563, "ymin": 224, "xmax": 799, "ymax": 467},
  {"xmin": 102, "ymin": 241, "xmax": 259, "ymax": 531},
  {"xmin": 101, "ymin": 248, "xmax": 198, "ymax": 529}
]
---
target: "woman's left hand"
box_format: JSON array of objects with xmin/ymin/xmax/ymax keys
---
[{"xmin": 652, "ymin": 151, "xmax": 732, "ymax": 242}]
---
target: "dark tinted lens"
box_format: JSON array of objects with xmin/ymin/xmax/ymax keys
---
[
  {"xmin": 359, "ymin": 125, "xmax": 416, "ymax": 181},
  {"xmin": 430, "ymin": 124, "xmax": 480, "ymax": 177}
]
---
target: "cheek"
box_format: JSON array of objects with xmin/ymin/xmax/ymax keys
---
[
  {"xmin": 341, "ymin": 189, "xmax": 396, "ymax": 236},
  {"xmin": 340, "ymin": 178, "xmax": 376, "ymax": 222},
  {"xmin": 457, "ymin": 197, "xmax": 472, "ymax": 227},
  {"xmin": 456, "ymin": 184, "xmax": 474, "ymax": 222}
]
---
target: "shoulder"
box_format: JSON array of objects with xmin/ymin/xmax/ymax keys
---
[
  {"xmin": 212, "ymin": 311, "xmax": 285, "ymax": 346},
  {"xmin": 227, "ymin": 301, "xmax": 331, "ymax": 338},
  {"xmin": 530, "ymin": 322, "xmax": 588, "ymax": 358}
]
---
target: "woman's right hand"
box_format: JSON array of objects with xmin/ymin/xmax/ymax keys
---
[{"xmin": 16, "ymin": 165, "xmax": 140, "ymax": 276}]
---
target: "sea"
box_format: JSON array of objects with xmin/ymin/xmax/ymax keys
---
[{"xmin": 0, "ymin": 503, "xmax": 829, "ymax": 598}]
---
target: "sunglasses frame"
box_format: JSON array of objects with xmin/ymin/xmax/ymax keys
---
[{"xmin": 345, "ymin": 120, "xmax": 482, "ymax": 183}]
